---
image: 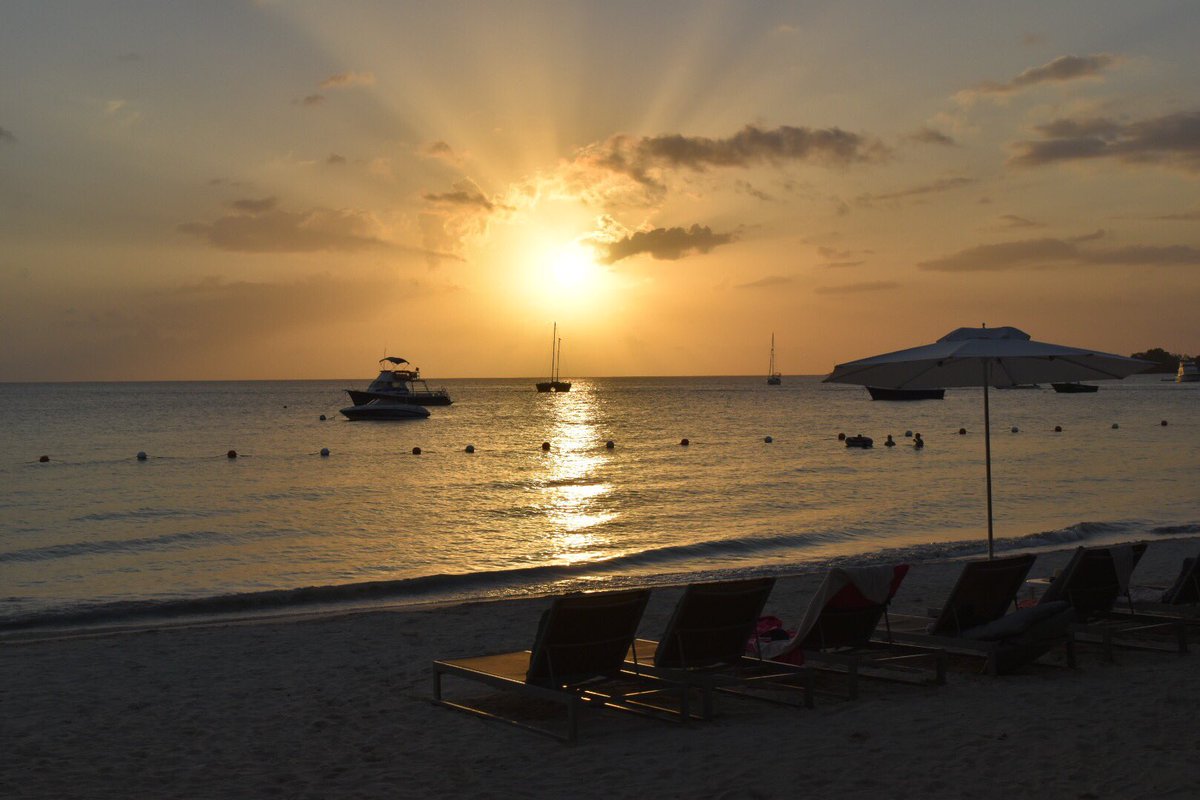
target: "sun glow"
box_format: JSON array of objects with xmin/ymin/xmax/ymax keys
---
[{"xmin": 547, "ymin": 240, "xmax": 598, "ymax": 293}]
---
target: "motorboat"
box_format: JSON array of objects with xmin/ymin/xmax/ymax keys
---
[
  {"xmin": 866, "ymin": 386, "xmax": 945, "ymax": 401},
  {"xmin": 340, "ymin": 398, "xmax": 431, "ymax": 421},
  {"xmin": 767, "ymin": 333, "xmax": 782, "ymax": 385},
  {"xmin": 535, "ymin": 322, "xmax": 572, "ymax": 392},
  {"xmin": 1178, "ymin": 360, "xmax": 1199, "ymax": 383},
  {"xmin": 1051, "ymin": 382, "xmax": 1099, "ymax": 393},
  {"xmin": 345, "ymin": 357, "xmax": 452, "ymax": 406}
]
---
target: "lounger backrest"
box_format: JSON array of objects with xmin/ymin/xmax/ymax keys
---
[
  {"xmin": 653, "ymin": 577, "xmax": 776, "ymax": 669},
  {"xmin": 526, "ymin": 589, "xmax": 651, "ymax": 688},
  {"xmin": 1038, "ymin": 543, "xmax": 1147, "ymax": 620},
  {"xmin": 1162, "ymin": 557, "xmax": 1200, "ymax": 605},
  {"xmin": 798, "ymin": 565, "xmax": 908, "ymax": 650},
  {"xmin": 931, "ymin": 554, "xmax": 1036, "ymax": 635}
]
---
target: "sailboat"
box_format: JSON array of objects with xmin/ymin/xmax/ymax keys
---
[
  {"xmin": 767, "ymin": 333, "xmax": 782, "ymax": 385},
  {"xmin": 535, "ymin": 322, "xmax": 572, "ymax": 392}
]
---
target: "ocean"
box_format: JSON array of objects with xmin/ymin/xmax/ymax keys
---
[{"xmin": 2, "ymin": 375, "xmax": 1197, "ymax": 631}]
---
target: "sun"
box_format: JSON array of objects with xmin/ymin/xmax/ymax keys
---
[{"xmin": 546, "ymin": 240, "xmax": 597, "ymax": 292}]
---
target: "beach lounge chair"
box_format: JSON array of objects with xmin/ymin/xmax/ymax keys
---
[
  {"xmin": 754, "ymin": 565, "xmax": 946, "ymax": 700},
  {"xmin": 1038, "ymin": 544, "xmax": 1189, "ymax": 659},
  {"xmin": 885, "ymin": 554, "xmax": 1076, "ymax": 674},
  {"xmin": 432, "ymin": 588, "xmax": 691, "ymax": 742},
  {"xmin": 1134, "ymin": 555, "xmax": 1200, "ymax": 610},
  {"xmin": 624, "ymin": 577, "xmax": 814, "ymax": 715}
]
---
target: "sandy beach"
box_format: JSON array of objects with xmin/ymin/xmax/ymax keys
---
[{"xmin": 3, "ymin": 538, "xmax": 1198, "ymax": 800}]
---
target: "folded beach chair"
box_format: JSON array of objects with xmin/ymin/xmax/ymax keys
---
[
  {"xmin": 432, "ymin": 588, "xmax": 691, "ymax": 742},
  {"xmin": 1038, "ymin": 544, "xmax": 1189, "ymax": 659},
  {"xmin": 753, "ymin": 565, "xmax": 946, "ymax": 699},
  {"xmin": 885, "ymin": 554, "xmax": 1076, "ymax": 674},
  {"xmin": 1132, "ymin": 555, "xmax": 1200, "ymax": 612},
  {"xmin": 624, "ymin": 577, "xmax": 814, "ymax": 715}
]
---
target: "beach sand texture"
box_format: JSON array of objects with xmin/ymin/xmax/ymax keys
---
[{"xmin": 3, "ymin": 540, "xmax": 1198, "ymax": 800}]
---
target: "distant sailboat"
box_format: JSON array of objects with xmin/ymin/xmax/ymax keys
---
[
  {"xmin": 535, "ymin": 322, "xmax": 572, "ymax": 392},
  {"xmin": 767, "ymin": 333, "xmax": 782, "ymax": 385}
]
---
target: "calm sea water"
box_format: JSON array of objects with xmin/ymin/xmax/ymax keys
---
[{"xmin": 2, "ymin": 375, "xmax": 1197, "ymax": 629}]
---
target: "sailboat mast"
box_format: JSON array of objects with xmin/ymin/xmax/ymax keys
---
[
  {"xmin": 549, "ymin": 322, "xmax": 557, "ymax": 379},
  {"xmin": 556, "ymin": 338, "xmax": 562, "ymax": 382}
]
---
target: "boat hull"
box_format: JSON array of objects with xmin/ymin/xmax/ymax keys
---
[
  {"xmin": 1051, "ymin": 382, "xmax": 1099, "ymax": 393},
  {"xmin": 535, "ymin": 381, "xmax": 572, "ymax": 392},
  {"xmin": 866, "ymin": 386, "xmax": 945, "ymax": 401},
  {"xmin": 340, "ymin": 402, "xmax": 431, "ymax": 421},
  {"xmin": 767, "ymin": 375, "xmax": 782, "ymax": 386}
]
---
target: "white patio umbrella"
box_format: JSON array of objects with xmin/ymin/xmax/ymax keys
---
[{"xmin": 823, "ymin": 325, "xmax": 1152, "ymax": 558}]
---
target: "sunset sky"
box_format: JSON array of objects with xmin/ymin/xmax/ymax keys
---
[{"xmin": 2, "ymin": 1, "xmax": 1198, "ymax": 380}]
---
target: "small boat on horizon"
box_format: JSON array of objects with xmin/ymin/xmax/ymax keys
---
[
  {"xmin": 767, "ymin": 333, "xmax": 782, "ymax": 386},
  {"xmin": 866, "ymin": 386, "xmax": 945, "ymax": 401},
  {"xmin": 536, "ymin": 322, "xmax": 572, "ymax": 393},
  {"xmin": 345, "ymin": 357, "xmax": 452, "ymax": 406},
  {"xmin": 1178, "ymin": 360, "xmax": 1199, "ymax": 383},
  {"xmin": 1052, "ymin": 382, "xmax": 1099, "ymax": 393}
]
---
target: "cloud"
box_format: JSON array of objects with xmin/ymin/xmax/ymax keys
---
[
  {"xmin": 423, "ymin": 188, "xmax": 496, "ymax": 211},
  {"xmin": 595, "ymin": 224, "xmax": 737, "ymax": 264},
  {"xmin": 908, "ymin": 127, "xmax": 957, "ymax": 146},
  {"xmin": 1145, "ymin": 209, "xmax": 1200, "ymax": 221},
  {"xmin": 300, "ymin": 94, "xmax": 325, "ymax": 107},
  {"xmin": 424, "ymin": 140, "xmax": 459, "ymax": 163},
  {"xmin": 230, "ymin": 196, "xmax": 278, "ymax": 213},
  {"xmin": 816, "ymin": 245, "xmax": 871, "ymax": 267},
  {"xmin": 319, "ymin": 71, "xmax": 376, "ymax": 89},
  {"xmin": 0, "ymin": 126, "xmax": 15, "ymax": 144},
  {"xmin": 636, "ymin": 124, "xmax": 886, "ymax": 171},
  {"xmin": 1011, "ymin": 110, "xmax": 1200, "ymax": 172},
  {"xmin": 857, "ymin": 176, "xmax": 975, "ymax": 206},
  {"xmin": 326, "ymin": 153, "xmax": 347, "ymax": 166},
  {"xmin": 116, "ymin": 52, "xmax": 141, "ymax": 62},
  {"xmin": 735, "ymin": 180, "xmax": 776, "ymax": 201},
  {"xmin": 999, "ymin": 214, "xmax": 1044, "ymax": 228},
  {"xmin": 918, "ymin": 234, "xmax": 1200, "ymax": 272},
  {"xmin": 966, "ymin": 53, "xmax": 1119, "ymax": 97},
  {"xmin": 734, "ymin": 275, "xmax": 793, "ymax": 289},
  {"xmin": 813, "ymin": 281, "xmax": 899, "ymax": 294},
  {"xmin": 179, "ymin": 203, "xmax": 392, "ymax": 253}
]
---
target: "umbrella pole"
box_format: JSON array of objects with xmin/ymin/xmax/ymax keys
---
[{"xmin": 983, "ymin": 361, "xmax": 994, "ymax": 559}]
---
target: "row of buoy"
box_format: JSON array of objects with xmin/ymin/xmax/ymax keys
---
[{"xmin": 30, "ymin": 417, "xmax": 1177, "ymax": 462}]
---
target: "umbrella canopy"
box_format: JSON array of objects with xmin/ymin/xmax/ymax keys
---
[{"xmin": 824, "ymin": 326, "xmax": 1152, "ymax": 557}]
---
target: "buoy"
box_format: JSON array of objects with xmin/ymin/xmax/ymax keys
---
[
  {"xmin": 845, "ymin": 435, "xmax": 873, "ymax": 448},
  {"xmin": 1054, "ymin": 426, "xmax": 1062, "ymax": 433},
  {"xmin": 1161, "ymin": 420, "xmax": 1168, "ymax": 426},
  {"xmin": 904, "ymin": 430, "xmax": 913, "ymax": 438},
  {"xmin": 837, "ymin": 432, "xmax": 846, "ymax": 441},
  {"xmin": 680, "ymin": 438, "xmax": 690, "ymax": 446},
  {"xmin": 412, "ymin": 447, "xmax": 422, "ymax": 455},
  {"xmin": 1011, "ymin": 426, "xmax": 1019, "ymax": 433},
  {"xmin": 605, "ymin": 440, "xmax": 615, "ymax": 449},
  {"xmin": 1112, "ymin": 423, "xmax": 1119, "ymax": 429},
  {"xmin": 136, "ymin": 451, "xmax": 148, "ymax": 461},
  {"xmin": 38, "ymin": 455, "xmax": 49, "ymax": 463},
  {"xmin": 319, "ymin": 414, "xmax": 326, "ymax": 421},
  {"xmin": 541, "ymin": 441, "xmax": 551, "ymax": 451},
  {"xmin": 764, "ymin": 436, "xmax": 773, "ymax": 444},
  {"xmin": 283, "ymin": 405, "xmax": 287, "ymax": 408},
  {"xmin": 884, "ymin": 435, "xmax": 895, "ymax": 447},
  {"xmin": 227, "ymin": 450, "xmax": 237, "ymax": 459},
  {"xmin": 320, "ymin": 447, "xmax": 330, "ymax": 457},
  {"xmin": 958, "ymin": 428, "xmax": 966, "ymax": 435},
  {"xmin": 465, "ymin": 444, "xmax": 476, "ymax": 453}
]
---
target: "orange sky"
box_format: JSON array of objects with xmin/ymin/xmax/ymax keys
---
[{"xmin": 2, "ymin": 2, "xmax": 1198, "ymax": 380}]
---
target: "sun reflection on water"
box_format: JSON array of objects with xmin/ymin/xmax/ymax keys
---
[{"xmin": 537, "ymin": 383, "xmax": 617, "ymax": 561}]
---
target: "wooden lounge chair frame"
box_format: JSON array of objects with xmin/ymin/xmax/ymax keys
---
[
  {"xmin": 772, "ymin": 566, "xmax": 947, "ymax": 700},
  {"xmin": 432, "ymin": 589, "xmax": 691, "ymax": 743},
  {"xmin": 885, "ymin": 554, "xmax": 1076, "ymax": 674},
  {"xmin": 624, "ymin": 577, "xmax": 814, "ymax": 715},
  {"xmin": 1041, "ymin": 544, "xmax": 1189, "ymax": 660}
]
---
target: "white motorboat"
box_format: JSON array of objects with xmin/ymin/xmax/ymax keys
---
[
  {"xmin": 346, "ymin": 357, "xmax": 452, "ymax": 406},
  {"xmin": 1178, "ymin": 360, "xmax": 1199, "ymax": 383},
  {"xmin": 340, "ymin": 398, "xmax": 431, "ymax": 421}
]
